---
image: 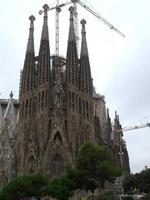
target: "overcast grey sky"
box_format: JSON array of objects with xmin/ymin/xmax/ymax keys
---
[{"xmin": 0, "ymin": 0, "xmax": 150, "ymax": 173}]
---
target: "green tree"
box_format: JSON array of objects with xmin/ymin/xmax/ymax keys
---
[
  {"xmin": 0, "ymin": 173, "xmax": 48, "ymax": 200},
  {"xmin": 123, "ymin": 173, "xmax": 136, "ymax": 194},
  {"xmin": 76, "ymin": 142, "xmax": 122, "ymax": 190},
  {"xmin": 123, "ymin": 168, "xmax": 150, "ymax": 194},
  {"xmin": 67, "ymin": 167, "xmax": 97, "ymax": 192},
  {"xmin": 44, "ymin": 176, "xmax": 75, "ymax": 200},
  {"xmin": 137, "ymin": 168, "xmax": 150, "ymax": 193}
]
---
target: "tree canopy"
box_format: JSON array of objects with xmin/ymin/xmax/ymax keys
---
[
  {"xmin": 76, "ymin": 142, "xmax": 122, "ymax": 189},
  {"xmin": 0, "ymin": 173, "xmax": 48, "ymax": 200},
  {"xmin": 123, "ymin": 168, "xmax": 150, "ymax": 194},
  {"xmin": 43, "ymin": 176, "xmax": 75, "ymax": 200}
]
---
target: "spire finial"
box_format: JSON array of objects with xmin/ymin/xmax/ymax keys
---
[
  {"xmin": 26, "ymin": 15, "xmax": 35, "ymax": 54},
  {"xmin": 115, "ymin": 111, "xmax": 119, "ymax": 121},
  {"xmin": 69, "ymin": 6, "xmax": 74, "ymax": 17},
  {"xmin": 41, "ymin": 4, "xmax": 49, "ymax": 41},
  {"xmin": 29, "ymin": 15, "xmax": 35, "ymax": 23},
  {"xmin": 43, "ymin": 4, "xmax": 49, "ymax": 18},
  {"xmin": 81, "ymin": 19, "xmax": 86, "ymax": 25},
  {"xmin": 10, "ymin": 91, "xmax": 13, "ymax": 99}
]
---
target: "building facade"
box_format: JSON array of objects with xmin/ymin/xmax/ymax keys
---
[
  {"xmin": 0, "ymin": 92, "xmax": 19, "ymax": 187},
  {"xmin": 0, "ymin": 5, "xmax": 130, "ymax": 184}
]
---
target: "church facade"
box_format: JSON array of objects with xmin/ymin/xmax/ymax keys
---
[
  {"xmin": 0, "ymin": 4, "xmax": 130, "ymax": 184},
  {"xmin": 0, "ymin": 92, "xmax": 19, "ymax": 187}
]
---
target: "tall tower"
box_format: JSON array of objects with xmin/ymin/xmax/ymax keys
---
[
  {"xmin": 66, "ymin": 7, "xmax": 80, "ymax": 161},
  {"xmin": 15, "ymin": 15, "xmax": 37, "ymax": 174},
  {"xmin": 78, "ymin": 19, "xmax": 95, "ymax": 143},
  {"xmin": 0, "ymin": 92, "xmax": 19, "ymax": 186},
  {"xmin": 36, "ymin": 4, "xmax": 51, "ymax": 162}
]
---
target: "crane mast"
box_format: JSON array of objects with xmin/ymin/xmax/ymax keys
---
[
  {"xmin": 39, "ymin": 1, "xmax": 72, "ymax": 55},
  {"xmin": 55, "ymin": 0, "xmax": 61, "ymax": 56},
  {"xmin": 39, "ymin": 0, "xmax": 125, "ymax": 55}
]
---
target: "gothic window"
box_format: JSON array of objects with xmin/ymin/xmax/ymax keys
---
[{"xmin": 53, "ymin": 132, "xmax": 63, "ymax": 144}]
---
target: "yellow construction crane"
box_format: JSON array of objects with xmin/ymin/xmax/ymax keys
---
[
  {"xmin": 116, "ymin": 122, "xmax": 150, "ymax": 133},
  {"xmin": 39, "ymin": 0, "xmax": 125, "ymax": 55}
]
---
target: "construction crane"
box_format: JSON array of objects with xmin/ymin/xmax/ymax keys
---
[
  {"xmin": 39, "ymin": 0, "xmax": 125, "ymax": 55},
  {"xmin": 111, "ymin": 122, "xmax": 150, "ymax": 169},
  {"xmin": 39, "ymin": 0, "xmax": 71, "ymax": 55},
  {"xmin": 116, "ymin": 122, "xmax": 150, "ymax": 133}
]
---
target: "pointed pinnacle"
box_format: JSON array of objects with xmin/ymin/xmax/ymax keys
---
[
  {"xmin": 69, "ymin": 6, "xmax": 74, "ymax": 13},
  {"xmin": 10, "ymin": 91, "xmax": 13, "ymax": 99},
  {"xmin": 29, "ymin": 15, "xmax": 35, "ymax": 22},
  {"xmin": 43, "ymin": 4, "xmax": 49, "ymax": 11},
  {"xmin": 26, "ymin": 15, "xmax": 35, "ymax": 54},
  {"xmin": 81, "ymin": 19, "xmax": 86, "ymax": 25}
]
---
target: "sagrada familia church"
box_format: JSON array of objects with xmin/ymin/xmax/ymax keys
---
[{"xmin": 0, "ymin": 4, "xmax": 130, "ymax": 187}]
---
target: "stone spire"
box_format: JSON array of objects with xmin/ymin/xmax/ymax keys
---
[
  {"xmin": 106, "ymin": 108, "xmax": 112, "ymax": 136},
  {"xmin": 66, "ymin": 6, "xmax": 78, "ymax": 87},
  {"xmin": 68, "ymin": 6, "xmax": 76, "ymax": 42},
  {"xmin": 79, "ymin": 19, "xmax": 92, "ymax": 95},
  {"xmin": 80, "ymin": 19, "xmax": 89, "ymax": 57},
  {"xmin": 21, "ymin": 16, "xmax": 36, "ymax": 94},
  {"xmin": 4, "ymin": 91, "xmax": 16, "ymax": 138},
  {"xmin": 38, "ymin": 4, "xmax": 51, "ymax": 86},
  {"xmin": 41, "ymin": 4, "xmax": 49, "ymax": 41},
  {"xmin": 26, "ymin": 15, "xmax": 35, "ymax": 54}
]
